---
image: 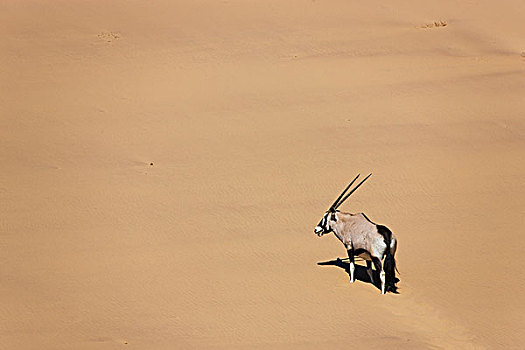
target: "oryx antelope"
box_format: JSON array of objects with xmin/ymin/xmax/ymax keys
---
[{"xmin": 314, "ymin": 174, "xmax": 398, "ymax": 294}]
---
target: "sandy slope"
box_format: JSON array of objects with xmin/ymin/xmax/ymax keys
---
[{"xmin": 1, "ymin": 0, "xmax": 524, "ymax": 348}]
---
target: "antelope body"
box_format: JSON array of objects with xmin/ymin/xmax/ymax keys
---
[{"xmin": 314, "ymin": 174, "xmax": 398, "ymax": 294}]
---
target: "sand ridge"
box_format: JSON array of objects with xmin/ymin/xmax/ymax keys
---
[{"xmin": 1, "ymin": 0, "xmax": 524, "ymax": 349}]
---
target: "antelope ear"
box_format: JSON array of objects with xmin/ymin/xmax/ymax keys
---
[{"xmin": 333, "ymin": 212, "xmax": 339, "ymax": 222}]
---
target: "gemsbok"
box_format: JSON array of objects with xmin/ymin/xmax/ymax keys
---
[{"xmin": 314, "ymin": 174, "xmax": 398, "ymax": 294}]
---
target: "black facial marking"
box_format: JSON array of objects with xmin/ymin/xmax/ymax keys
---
[{"xmin": 321, "ymin": 212, "xmax": 332, "ymax": 233}]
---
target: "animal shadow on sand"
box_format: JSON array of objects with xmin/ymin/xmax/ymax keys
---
[{"xmin": 317, "ymin": 258, "xmax": 399, "ymax": 293}]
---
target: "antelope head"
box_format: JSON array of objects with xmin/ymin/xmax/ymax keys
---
[{"xmin": 314, "ymin": 173, "xmax": 372, "ymax": 237}]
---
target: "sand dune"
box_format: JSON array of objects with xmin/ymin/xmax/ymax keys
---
[{"xmin": 1, "ymin": 0, "xmax": 524, "ymax": 349}]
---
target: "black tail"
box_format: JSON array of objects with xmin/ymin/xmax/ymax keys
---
[{"xmin": 377, "ymin": 225, "xmax": 397, "ymax": 293}]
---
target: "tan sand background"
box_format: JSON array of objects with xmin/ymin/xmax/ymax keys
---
[{"xmin": 1, "ymin": 0, "xmax": 524, "ymax": 348}]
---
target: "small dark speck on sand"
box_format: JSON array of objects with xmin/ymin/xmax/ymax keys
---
[{"xmin": 150, "ymin": 163, "xmax": 154, "ymax": 166}]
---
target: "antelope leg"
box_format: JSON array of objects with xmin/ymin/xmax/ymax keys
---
[
  {"xmin": 366, "ymin": 260, "xmax": 374, "ymax": 284},
  {"xmin": 347, "ymin": 248, "xmax": 355, "ymax": 283}
]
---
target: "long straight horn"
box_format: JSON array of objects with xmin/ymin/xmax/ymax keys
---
[
  {"xmin": 329, "ymin": 174, "xmax": 360, "ymax": 210},
  {"xmin": 335, "ymin": 173, "xmax": 372, "ymax": 209}
]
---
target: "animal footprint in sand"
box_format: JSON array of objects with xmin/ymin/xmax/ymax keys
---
[
  {"xmin": 418, "ymin": 20, "xmax": 448, "ymax": 29},
  {"xmin": 98, "ymin": 32, "xmax": 121, "ymax": 42}
]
